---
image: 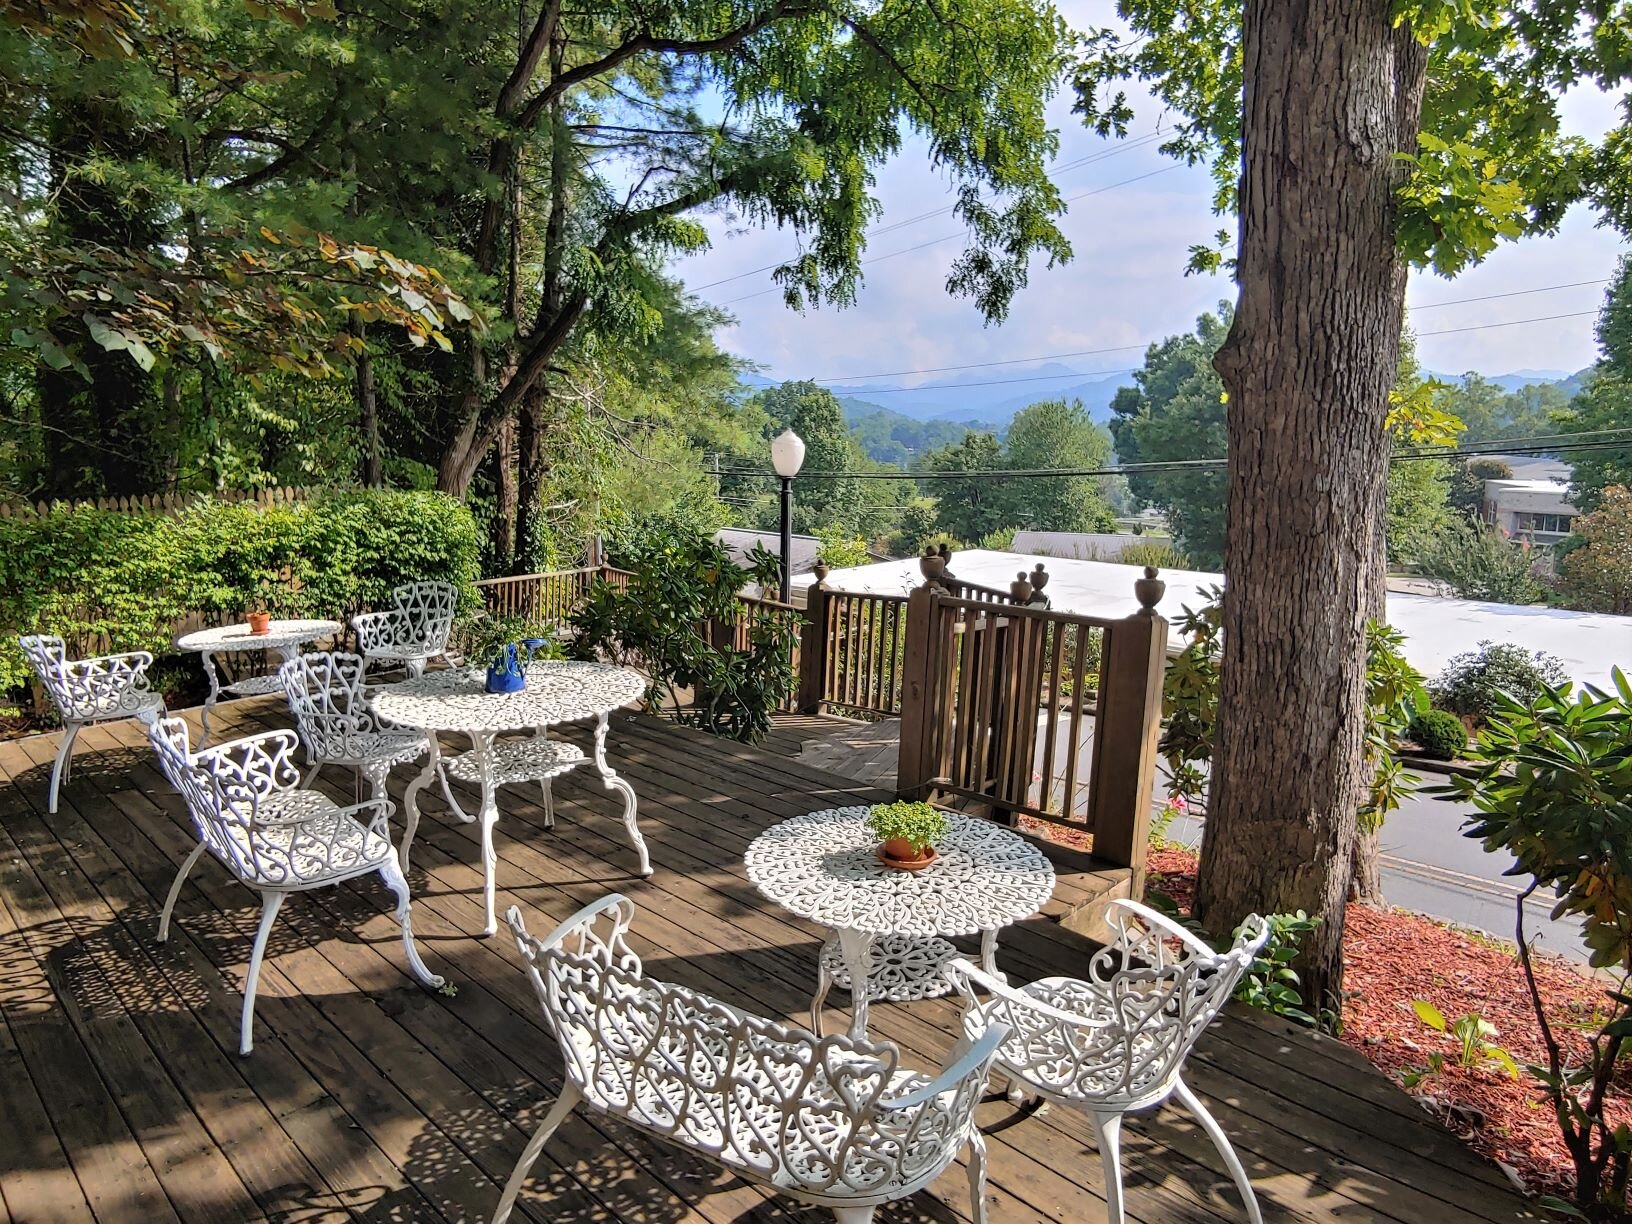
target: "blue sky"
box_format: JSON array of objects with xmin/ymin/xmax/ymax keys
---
[{"xmin": 669, "ymin": 2, "xmax": 1628, "ymax": 392}]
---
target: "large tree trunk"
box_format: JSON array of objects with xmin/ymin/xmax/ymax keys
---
[
  {"xmin": 1349, "ymin": 826, "xmax": 1386, "ymax": 906},
  {"xmin": 1195, "ymin": 0, "xmax": 1426, "ymax": 1009}
]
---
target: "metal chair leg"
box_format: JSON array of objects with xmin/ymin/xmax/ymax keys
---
[
  {"xmin": 240, "ymin": 892, "xmax": 286, "ymax": 1055},
  {"xmin": 48, "ymin": 722, "xmax": 81, "ymax": 813},
  {"xmin": 159, "ymin": 844, "xmax": 207, "ymax": 942},
  {"xmin": 1174, "ymin": 1077, "xmax": 1263, "ymax": 1224},
  {"xmin": 490, "ymin": 1084, "xmax": 583, "ymax": 1224}
]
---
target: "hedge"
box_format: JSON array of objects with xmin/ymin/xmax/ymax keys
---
[{"xmin": 0, "ymin": 490, "xmax": 480, "ymax": 694}]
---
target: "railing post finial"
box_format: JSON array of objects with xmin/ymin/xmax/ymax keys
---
[
  {"xmin": 812, "ymin": 559, "xmax": 829, "ymax": 584},
  {"xmin": 1134, "ymin": 566, "xmax": 1165, "ymax": 616},
  {"xmin": 1010, "ymin": 571, "xmax": 1033, "ymax": 604}
]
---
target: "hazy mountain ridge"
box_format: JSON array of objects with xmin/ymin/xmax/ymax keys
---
[{"xmin": 739, "ymin": 364, "xmax": 1588, "ymax": 447}]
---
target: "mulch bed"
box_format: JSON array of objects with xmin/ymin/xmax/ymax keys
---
[{"xmin": 1015, "ymin": 818, "xmax": 1630, "ymax": 1201}]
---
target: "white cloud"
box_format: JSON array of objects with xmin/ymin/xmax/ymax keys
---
[{"xmin": 674, "ymin": 5, "xmax": 1628, "ymax": 388}]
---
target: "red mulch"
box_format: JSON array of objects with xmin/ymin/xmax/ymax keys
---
[
  {"xmin": 1141, "ymin": 845, "xmax": 1631, "ymax": 1200},
  {"xmin": 1015, "ymin": 818, "xmax": 1629, "ymax": 1199}
]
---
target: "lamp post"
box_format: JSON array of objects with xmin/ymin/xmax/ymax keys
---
[{"xmin": 770, "ymin": 428, "xmax": 805, "ymax": 601}]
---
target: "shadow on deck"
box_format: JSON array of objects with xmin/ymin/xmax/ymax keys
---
[{"xmin": 0, "ymin": 694, "xmax": 1537, "ymax": 1223}]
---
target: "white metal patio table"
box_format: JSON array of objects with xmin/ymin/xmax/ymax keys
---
[
  {"xmin": 372, "ymin": 661, "xmax": 650, "ymax": 936},
  {"xmin": 177, "ymin": 619, "xmax": 342, "ymax": 746},
  {"xmin": 745, "ymin": 805, "xmax": 1055, "ymax": 1038}
]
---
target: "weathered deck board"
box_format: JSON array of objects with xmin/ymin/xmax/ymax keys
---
[{"xmin": 0, "ymin": 695, "xmax": 1538, "ymax": 1224}]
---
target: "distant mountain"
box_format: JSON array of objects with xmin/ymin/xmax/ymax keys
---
[
  {"xmin": 1422, "ymin": 367, "xmax": 1579, "ymax": 394},
  {"xmin": 740, "ymin": 362, "xmax": 1590, "ymax": 437},
  {"xmin": 842, "ymin": 399, "xmax": 991, "ymax": 464}
]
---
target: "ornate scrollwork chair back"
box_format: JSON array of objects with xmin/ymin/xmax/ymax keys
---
[
  {"xmin": 951, "ymin": 898, "xmax": 1270, "ymax": 1224},
  {"xmin": 19, "ymin": 633, "xmax": 164, "ymax": 812},
  {"xmin": 351, "ymin": 581, "xmax": 459, "ymax": 678},
  {"xmin": 279, "ymin": 651, "xmax": 426, "ymax": 800},
  {"xmin": 493, "ymin": 894, "xmax": 1009, "ymax": 1224}
]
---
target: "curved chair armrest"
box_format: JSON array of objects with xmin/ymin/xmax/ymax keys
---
[
  {"xmin": 193, "ymin": 728, "xmax": 303, "ymax": 791},
  {"xmin": 352, "ymin": 608, "xmax": 407, "ymax": 649},
  {"xmin": 1104, "ymin": 897, "xmax": 1223, "ymax": 962},
  {"xmin": 512, "ymin": 893, "xmax": 634, "ymax": 954},
  {"xmin": 948, "ymin": 956, "xmax": 1098, "ymax": 1029},
  {"xmin": 328, "ymin": 797, "xmax": 395, "ymax": 837},
  {"xmin": 879, "ymin": 1020, "xmax": 1011, "ymax": 1111}
]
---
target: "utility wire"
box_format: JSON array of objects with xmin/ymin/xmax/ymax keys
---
[
  {"xmin": 798, "ymin": 282, "xmax": 1607, "ymax": 386},
  {"xmin": 704, "ymin": 428, "xmax": 1632, "ymax": 482},
  {"xmin": 690, "ymin": 132, "xmax": 1172, "ymax": 292},
  {"xmin": 715, "ymin": 166, "xmax": 1182, "ymax": 307}
]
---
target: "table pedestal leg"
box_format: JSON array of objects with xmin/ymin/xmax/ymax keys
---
[
  {"xmin": 198, "ymin": 650, "xmax": 222, "ymax": 746},
  {"xmin": 470, "ymin": 732, "xmax": 501, "ymax": 936},
  {"xmin": 593, "ymin": 715, "xmax": 651, "ymax": 877},
  {"xmin": 837, "ymin": 928, "xmax": 874, "ymax": 1039},
  {"xmin": 980, "ymin": 928, "xmax": 1008, "ymax": 983},
  {"xmin": 399, "ymin": 734, "xmax": 442, "ymax": 878}
]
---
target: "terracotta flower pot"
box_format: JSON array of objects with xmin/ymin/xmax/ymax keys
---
[
  {"xmin": 246, "ymin": 611, "xmax": 272, "ymax": 636},
  {"xmin": 878, "ymin": 838, "xmax": 937, "ymax": 871}
]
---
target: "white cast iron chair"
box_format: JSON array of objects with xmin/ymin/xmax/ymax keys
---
[
  {"xmin": 952, "ymin": 899, "xmax": 1270, "ymax": 1224},
  {"xmin": 20, "ymin": 633, "xmax": 165, "ymax": 813},
  {"xmin": 145, "ymin": 715, "xmax": 443, "ymax": 1054},
  {"xmin": 351, "ymin": 581, "xmax": 459, "ymax": 679},
  {"xmin": 279, "ymin": 651, "xmax": 429, "ymax": 802},
  {"xmin": 494, "ymin": 895, "xmax": 1010, "ymax": 1224}
]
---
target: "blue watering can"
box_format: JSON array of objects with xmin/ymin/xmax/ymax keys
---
[{"xmin": 485, "ymin": 643, "xmax": 526, "ymax": 694}]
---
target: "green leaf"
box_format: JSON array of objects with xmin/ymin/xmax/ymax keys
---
[{"xmin": 1411, "ymin": 999, "xmax": 1448, "ymax": 1032}]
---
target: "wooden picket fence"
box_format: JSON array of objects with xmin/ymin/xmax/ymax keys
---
[{"xmin": 0, "ymin": 486, "xmax": 323, "ymax": 519}]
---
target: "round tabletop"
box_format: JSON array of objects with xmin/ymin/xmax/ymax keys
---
[
  {"xmin": 371, "ymin": 660, "xmax": 646, "ymax": 732},
  {"xmin": 744, "ymin": 806, "xmax": 1056, "ymax": 938},
  {"xmin": 176, "ymin": 619, "xmax": 341, "ymax": 653}
]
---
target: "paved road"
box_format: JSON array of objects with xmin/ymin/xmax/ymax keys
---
[{"xmin": 1168, "ymin": 785, "xmax": 1587, "ymax": 961}]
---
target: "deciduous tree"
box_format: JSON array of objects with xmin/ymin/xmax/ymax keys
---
[{"xmin": 1074, "ymin": 0, "xmax": 1628, "ymax": 1002}]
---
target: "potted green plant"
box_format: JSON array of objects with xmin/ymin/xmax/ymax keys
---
[{"xmin": 866, "ymin": 800, "xmax": 949, "ymax": 871}]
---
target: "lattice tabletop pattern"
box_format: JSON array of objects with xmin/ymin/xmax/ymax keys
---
[
  {"xmin": 372, "ymin": 662, "xmax": 645, "ymax": 732},
  {"xmin": 177, "ymin": 620, "xmax": 342, "ymax": 654},
  {"xmin": 745, "ymin": 806, "xmax": 1056, "ymax": 938}
]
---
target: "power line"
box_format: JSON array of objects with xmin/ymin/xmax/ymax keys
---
[
  {"xmin": 1411, "ymin": 278, "xmax": 1606, "ymax": 311},
  {"xmin": 690, "ymin": 132, "xmax": 1172, "ymax": 292},
  {"xmin": 705, "ymin": 427, "xmax": 1632, "ymax": 482},
  {"xmin": 716, "ymin": 165, "xmax": 1182, "ymax": 307},
  {"xmin": 1415, "ymin": 310, "xmax": 1597, "ymax": 337},
  {"xmin": 765, "ymin": 290, "xmax": 1606, "ymax": 390}
]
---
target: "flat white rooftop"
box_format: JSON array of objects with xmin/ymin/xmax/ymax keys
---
[{"xmin": 819, "ymin": 549, "xmax": 1632, "ymax": 688}]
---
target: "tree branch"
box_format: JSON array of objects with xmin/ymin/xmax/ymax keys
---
[
  {"xmin": 220, "ymin": 99, "xmax": 341, "ymax": 192},
  {"xmin": 514, "ymin": 1, "xmax": 820, "ymax": 129}
]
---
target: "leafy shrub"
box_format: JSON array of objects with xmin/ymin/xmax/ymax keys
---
[
  {"xmin": 976, "ymin": 526, "xmax": 1016, "ymax": 551},
  {"xmin": 1408, "ymin": 709, "xmax": 1468, "ymax": 759},
  {"xmin": 1117, "ymin": 539, "xmax": 1190, "ymax": 570},
  {"xmin": 866, "ymin": 801, "xmax": 949, "ymax": 852},
  {"xmin": 1412, "ymin": 518, "xmax": 1546, "ymax": 604},
  {"xmin": 0, "ymin": 491, "xmax": 480, "ymax": 694},
  {"xmin": 1430, "ymin": 639, "xmax": 1568, "ymax": 723},
  {"xmin": 1438, "ymin": 671, "xmax": 1632, "ymax": 1218},
  {"xmin": 1233, "ymin": 911, "xmax": 1324, "ymax": 1027},
  {"xmin": 815, "ymin": 524, "xmax": 872, "ymax": 570},
  {"xmin": 571, "ymin": 520, "xmax": 797, "ymax": 743}
]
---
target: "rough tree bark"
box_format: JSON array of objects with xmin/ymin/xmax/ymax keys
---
[{"xmin": 1196, "ymin": 0, "xmax": 1427, "ymax": 1007}]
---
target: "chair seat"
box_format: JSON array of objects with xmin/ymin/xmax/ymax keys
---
[
  {"xmin": 235, "ymin": 792, "xmax": 394, "ymax": 884},
  {"xmin": 568, "ymin": 990, "xmax": 956, "ymax": 1197},
  {"xmin": 444, "ymin": 738, "xmax": 586, "ymax": 788},
  {"xmin": 363, "ymin": 643, "xmax": 439, "ymax": 661},
  {"xmin": 964, "ymin": 976, "xmax": 1172, "ymax": 1106},
  {"xmin": 65, "ymin": 687, "xmax": 165, "ymax": 724},
  {"xmin": 320, "ymin": 731, "xmax": 427, "ymax": 769}
]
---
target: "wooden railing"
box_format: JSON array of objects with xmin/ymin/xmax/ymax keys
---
[
  {"xmin": 896, "ymin": 574, "xmax": 1168, "ymax": 888},
  {"xmin": 798, "ymin": 587, "xmax": 910, "ymax": 716},
  {"xmin": 719, "ymin": 594, "xmax": 804, "ymax": 713},
  {"xmin": 475, "ymin": 566, "xmax": 604, "ymax": 623}
]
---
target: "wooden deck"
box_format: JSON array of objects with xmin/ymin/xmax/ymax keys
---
[{"xmin": 0, "ymin": 695, "xmax": 1539, "ymax": 1224}]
